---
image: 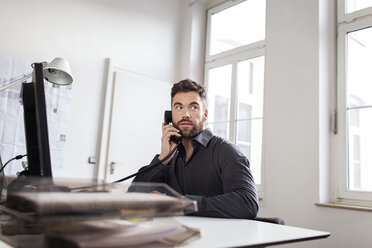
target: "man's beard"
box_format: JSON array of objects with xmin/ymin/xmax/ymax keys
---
[{"xmin": 174, "ymin": 119, "xmax": 204, "ymax": 139}]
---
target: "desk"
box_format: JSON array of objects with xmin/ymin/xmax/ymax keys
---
[
  {"xmin": 0, "ymin": 216, "xmax": 330, "ymax": 248},
  {"xmin": 171, "ymin": 216, "xmax": 330, "ymax": 247}
]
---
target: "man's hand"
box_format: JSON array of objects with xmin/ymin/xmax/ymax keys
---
[
  {"xmin": 158, "ymin": 123, "xmax": 181, "ymax": 164},
  {"xmin": 151, "ymin": 190, "xmax": 166, "ymax": 195}
]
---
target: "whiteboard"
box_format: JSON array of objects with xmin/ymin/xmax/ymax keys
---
[{"xmin": 96, "ymin": 59, "xmax": 172, "ymax": 181}]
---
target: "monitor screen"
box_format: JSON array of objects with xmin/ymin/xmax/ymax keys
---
[{"xmin": 22, "ymin": 62, "xmax": 53, "ymax": 177}]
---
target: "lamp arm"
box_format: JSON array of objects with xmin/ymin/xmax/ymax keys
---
[{"xmin": 0, "ymin": 73, "xmax": 32, "ymax": 92}]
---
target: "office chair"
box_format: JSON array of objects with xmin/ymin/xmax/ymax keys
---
[{"xmin": 254, "ymin": 216, "xmax": 285, "ymax": 225}]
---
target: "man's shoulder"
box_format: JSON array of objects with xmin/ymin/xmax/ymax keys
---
[
  {"xmin": 200, "ymin": 128, "xmax": 244, "ymax": 155},
  {"xmin": 210, "ymin": 135, "xmax": 237, "ymax": 151},
  {"xmin": 210, "ymin": 135, "xmax": 246, "ymax": 157},
  {"xmin": 210, "ymin": 135, "xmax": 228, "ymax": 146}
]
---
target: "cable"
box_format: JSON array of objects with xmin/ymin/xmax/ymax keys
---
[
  {"xmin": 0, "ymin": 154, "xmax": 27, "ymax": 174},
  {"xmin": 113, "ymin": 141, "xmax": 181, "ymax": 183},
  {"xmin": 69, "ymin": 140, "xmax": 182, "ymax": 191}
]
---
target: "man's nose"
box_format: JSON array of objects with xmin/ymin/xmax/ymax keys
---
[{"xmin": 182, "ymin": 108, "xmax": 191, "ymax": 118}]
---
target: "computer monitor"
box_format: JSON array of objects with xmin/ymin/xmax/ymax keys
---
[
  {"xmin": 0, "ymin": 155, "xmax": 4, "ymax": 200},
  {"xmin": 22, "ymin": 62, "xmax": 53, "ymax": 177}
]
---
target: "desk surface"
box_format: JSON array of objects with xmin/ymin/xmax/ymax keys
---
[
  {"xmin": 0, "ymin": 216, "xmax": 330, "ymax": 248},
  {"xmin": 171, "ymin": 216, "xmax": 330, "ymax": 248}
]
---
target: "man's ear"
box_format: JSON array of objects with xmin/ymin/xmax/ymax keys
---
[{"xmin": 203, "ymin": 109, "xmax": 208, "ymax": 122}]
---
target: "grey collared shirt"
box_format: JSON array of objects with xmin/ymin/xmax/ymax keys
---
[{"xmin": 133, "ymin": 128, "xmax": 259, "ymax": 219}]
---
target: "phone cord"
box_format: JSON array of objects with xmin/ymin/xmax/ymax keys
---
[
  {"xmin": 69, "ymin": 141, "xmax": 182, "ymax": 191},
  {"xmin": 113, "ymin": 141, "xmax": 181, "ymax": 183}
]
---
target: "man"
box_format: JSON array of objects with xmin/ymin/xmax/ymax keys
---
[{"xmin": 134, "ymin": 79, "xmax": 258, "ymax": 219}]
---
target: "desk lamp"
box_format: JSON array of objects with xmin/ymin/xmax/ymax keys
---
[
  {"xmin": 0, "ymin": 57, "xmax": 73, "ymax": 92},
  {"xmin": 0, "ymin": 58, "xmax": 73, "ymax": 183}
]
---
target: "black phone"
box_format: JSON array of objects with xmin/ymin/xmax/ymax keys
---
[{"xmin": 164, "ymin": 110, "xmax": 183, "ymax": 143}]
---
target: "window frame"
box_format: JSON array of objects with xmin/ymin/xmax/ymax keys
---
[
  {"xmin": 204, "ymin": 0, "xmax": 266, "ymax": 199},
  {"xmin": 338, "ymin": 0, "xmax": 372, "ymax": 23},
  {"xmin": 335, "ymin": 0, "xmax": 372, "ymax": 207},
  {"xmin": 205, "ymin": 0, "xmax": 266, "ymax": 63}
]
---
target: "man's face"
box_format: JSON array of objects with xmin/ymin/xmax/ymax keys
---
[{"xmin": 171, "ymin": 91, "xmax": 208, "ymax": 139}]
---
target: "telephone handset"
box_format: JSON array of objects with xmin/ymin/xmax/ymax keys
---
[{"xmin": 164, "ymin": 110, "xmax": 183, "ymax": 143}]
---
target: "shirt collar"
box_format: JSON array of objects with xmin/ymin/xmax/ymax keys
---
[{"xmin": 193, "ymin": 128, "xmax": 214, "ymax": 148}]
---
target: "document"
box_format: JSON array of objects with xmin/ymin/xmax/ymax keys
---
[
  {"xmin": 45, "ymin": 219, "xmax": 200, "ymax": 247},
  {"xmin": 2, "ymin": 189, "xmax": 200, "ymax": 247},
  {"xmin": 6, "ymin": 191, "xmax": 196, "ymax": 219}
]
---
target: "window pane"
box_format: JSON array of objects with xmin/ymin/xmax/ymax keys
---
[
  {"xmin": 347, "ymin": 107, "xmax": 372, "ymax": 191},
  {"xmin": 346, "ymin": 0, "xmax": 372, "ymax": 13},
  {"xmin": 238, "ymin": 144, "xmax": 251, "ymax": 161},
  {"xmin": 347, "ymin": 27, "xmax": 372, "ymax": 107},
  {"xmin": 349, "ymin": 103, "xmax": 360, "ymax": 126},
  {"xmin": 207, "ymin": 122, "xmax": 228, "ymax": 139},
  {"xmin": 235, "ymin": 56, "xmax": 264, "ymax": 186},
  {"xmin": 214, "ymin": 95, "xmax": 229, "ymax": 122},
  {"xmin": 237, "ymin": 118, "xmax": 262, "ymax": 184},
  {"xmin": 237, "ymin": 56, "xmax": 264, "ymax": 119},
  {"xmin": 207, "ymin": 65, "xmax": 232, "ymax": 136},
  {"xmin": 210, "ymin": 96, "xmax": 229, "ymax": 138},
  {"xmin": 209, "ymin": 0, "xmax": 266, "ymax": 55},
  {"xmin": 237, "ymin": 104, "xmax": 252, "ymax": 142}
]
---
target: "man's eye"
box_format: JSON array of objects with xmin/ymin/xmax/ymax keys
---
[
  {"xmin": 191, "ymin": 105, "xmax": 198, "ymax": 110},
  {"xmin": 175, "ymin": 106, "xmax": 182, "ymax": 110}
]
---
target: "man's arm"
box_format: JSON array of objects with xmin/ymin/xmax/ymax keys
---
[
  {"xmin": 186, "ymin": 143, "xmax": 259, "ymax": 219},
  {"xmin": 132, "ymin": 156, "xmax": 169, "ymax": 183}
]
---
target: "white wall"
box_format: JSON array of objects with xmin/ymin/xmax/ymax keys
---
[
  {"xmin": 259, "ymin": 0, "xmax": 372, "ymax": 247},
  {"xmin": 179, "ymin": 1, "xmax": 207, "ymax": 83},
  {"xmin": 0, "ymin": 0, "xmax": 189, "ymax": 178}
]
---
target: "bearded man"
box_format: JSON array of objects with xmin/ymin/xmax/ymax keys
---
[{"xmin": 133, "ymin": 79, "xmax": 258, "ymax": 219}]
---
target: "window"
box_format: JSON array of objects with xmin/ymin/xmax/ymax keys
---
[
  {"xmin": 205, "ymin": 0, "xmax": 266, "ymax": 189},
  {"xmin": 345, "ymin": 0, "xmax": 372, "ymax": 13},
  {"xmin": 208, "ymin": 0, "xmax": 265, "ymax": 56},
  {"xmin": 335, "ymin": 0, "xmax": 372, "ymax": 206},
  {"xmin": 207, "ymin": 64, "xmax": 232, "ymax": 139}
]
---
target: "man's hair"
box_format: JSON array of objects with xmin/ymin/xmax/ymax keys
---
[{"xmin": 171, "ymin": 79, "xmax": 206, "ymax": 106}]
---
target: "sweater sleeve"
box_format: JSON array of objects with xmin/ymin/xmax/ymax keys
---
[{"xmin": 132, "ymin": 155, "xmax": 169, "ymax": 183}]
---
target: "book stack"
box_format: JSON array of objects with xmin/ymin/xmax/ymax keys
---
[{"xmin": 0, "ymin": 181, "xmax": 199, "ymax": 247}]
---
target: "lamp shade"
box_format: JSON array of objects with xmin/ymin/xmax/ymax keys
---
[{"xmin": 43, "ymin": 58, "xmax": 73, "ymax": 85}]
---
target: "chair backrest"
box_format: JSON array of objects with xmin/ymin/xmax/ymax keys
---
[{"xmin": 254, "ymin": 216, "xmax": 285, "ymax": 225}]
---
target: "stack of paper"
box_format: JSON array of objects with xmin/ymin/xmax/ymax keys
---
[
  {"xmin": 5, "ymin": 191, "xmax": 197, "ymax": 220},
  {"xmin": 45, "ymin": 219, "xmax": 200, "ymax": 247},
  {"xmin": 1, "ymin": 191, "xmax": 200, "ymax": 247}
]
